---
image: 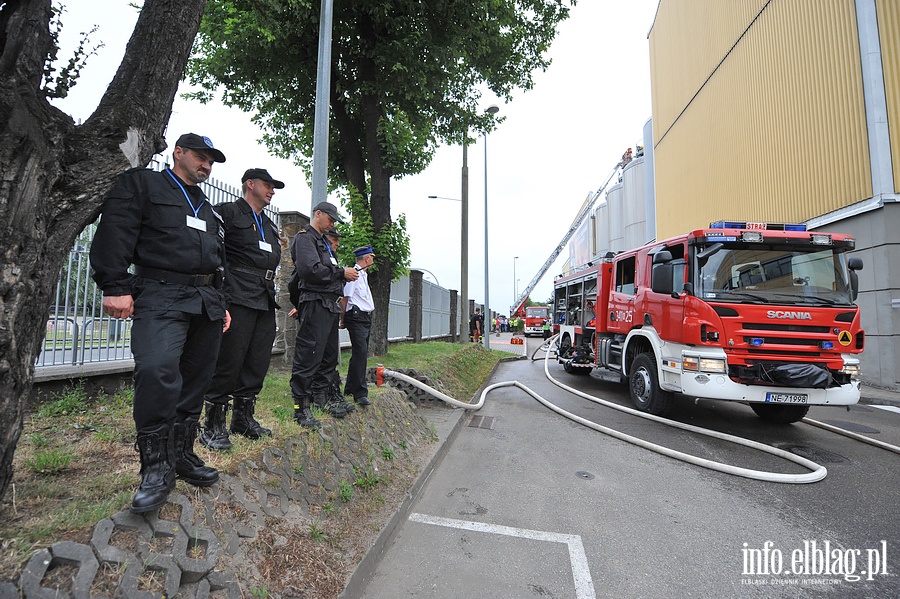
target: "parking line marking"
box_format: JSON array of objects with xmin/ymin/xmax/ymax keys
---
[
  {"xmin": 871, "ymin": 405, "xmax": 900, "ymax": 415},
  {"xmin": 408, "ymin": 513, "xmax": 595, "ymax": 599}
]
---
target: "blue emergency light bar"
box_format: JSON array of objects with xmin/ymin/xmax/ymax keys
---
[{"xmin": 709, "ymin": 220, "xmax": 807, "ymax": 231}]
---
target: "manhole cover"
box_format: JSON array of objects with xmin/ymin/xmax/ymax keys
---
[
  {"xmin": 776, "ymin": 444, "xmax": 848, "ymax": 464},
  {"xmin": 819, "ymin": 420, "xmax": 881, "ymax": 434},
  {"xmin": 575, "ymin": 471, "xmax": 595, "ymax": 480},
  {"xmin": 468, "ymin": 415, "xmax": 495, "ymax": 430}
]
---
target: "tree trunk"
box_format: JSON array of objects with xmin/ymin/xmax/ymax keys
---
[{"xmin": 0, "ymin": 0, "xmax": 208, "ymax": 502}]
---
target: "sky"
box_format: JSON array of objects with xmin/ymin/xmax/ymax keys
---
[{"xmin": 53, "ymin": 0, "xmax": 659, "ymax": 316}]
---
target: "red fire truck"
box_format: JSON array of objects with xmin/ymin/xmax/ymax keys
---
[
  {"xmin": 552, "ymin": 221, "xmax": 865, "ymax": 423},
  {"xmin": 512, "ymin": 298, "xmax": 551, "ymax": 336}
]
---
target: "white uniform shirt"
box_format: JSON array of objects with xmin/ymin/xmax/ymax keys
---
[{"xmin": 343, "ymin": 268, "xmax": 375, "ymax": 312}]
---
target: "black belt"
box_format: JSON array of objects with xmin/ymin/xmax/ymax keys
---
[
  {"xmin": 347, "ymin": 305, "xmax": 371, "ymax": 315},
  {"xmin": 230, "ymin": 264, "xmax": 276, "ymax": 281},
  {"xmin": 135, "ymin": 265, "xmax": 217, "ymax": 286}
]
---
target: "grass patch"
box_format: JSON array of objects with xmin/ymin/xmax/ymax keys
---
[{"xmin": 2, "ymin": 339, "xmax": 509, "ymax": 592}]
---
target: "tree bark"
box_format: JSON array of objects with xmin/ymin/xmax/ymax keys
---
[{"xmin": 0, "ymin": 0, "xmax": 208, "ymax": 502}]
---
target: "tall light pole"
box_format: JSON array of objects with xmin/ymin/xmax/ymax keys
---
[
  {"xmin": 461, "ymin": 143, "xmax": 469, "ymax": 344},
  {"xmin": 483, "ymin": 105, "xmax": 499, "ymax": 349},
  {"xmin": 513, "ymin": 256, "xmax": 518, "ymax": 312},
  {"xmin": 310, "ymin": 0, "xmax": 334, "ymax": 208}
]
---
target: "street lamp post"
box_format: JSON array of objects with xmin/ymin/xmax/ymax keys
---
[
  {"xmin": 513, "ymin": 256, "xmax": 518, "ymax": 311},
  {"xmin": 483, "ymin": 105, "xmax": 499, "ymax": 349}
]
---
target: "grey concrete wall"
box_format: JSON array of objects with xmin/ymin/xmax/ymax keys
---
[{"xmin": 819, "ymin": 203, "xmax": 900, "ymax": 389}]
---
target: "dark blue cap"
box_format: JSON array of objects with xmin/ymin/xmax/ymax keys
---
[{"xmin": 353, "ymin": 246, "xmax": 374, "ymax": 257}]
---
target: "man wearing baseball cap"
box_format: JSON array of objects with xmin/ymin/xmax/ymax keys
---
[
  {"xmin": 340, "ymin": 245, "xmax": 376, "ymax": 406},
  {"xmin": 90, "ymin": 133, "xmax": 229, "ymax": 512},
  {"xmin": 200, "ymin": 168, "xmax": 285, "ymax": 451},
  {"xmin": 287, "ymin": 202, "xmax": 359, "ymax": 428}
]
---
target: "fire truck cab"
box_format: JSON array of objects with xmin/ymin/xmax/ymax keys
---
[{"xmin": 552, "ymin": 221, "xmax": 865, "ymax": 423}]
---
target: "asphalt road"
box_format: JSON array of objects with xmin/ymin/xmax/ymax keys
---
[{"xmin": 358, "ymin": 336, "xmax": 900, "ymax": 598}]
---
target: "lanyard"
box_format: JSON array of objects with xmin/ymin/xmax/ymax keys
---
[
  {"xmin": 251, "ymin": 210, "xmax": 266, "ymax": 242},
  {"xmin": 166, "ymin": 169, "xmax": 205, "ymax": 217}
]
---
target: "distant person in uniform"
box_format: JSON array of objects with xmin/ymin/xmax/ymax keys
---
[
  {"xmin": 200, "ymin": 168, "xmax": 284, "ymax": 452},
  {"xmin": 288, "ymin": 202, "xmax": 359, "ymax": 429},
  {"xmin": 469, "ymin": 308, "xmax": 483, "ymax": 342},
  {"xmin": 90, "ymin": 133, "xmax": 229, "ymax": 513},
  {"xmin": 341, "ymin": 245, "xmax": 376, "ymax": 406}
]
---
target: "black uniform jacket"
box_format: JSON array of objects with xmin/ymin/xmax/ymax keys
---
[
  {"xmin": 216, "ymin": 199, "xmax": 281, "ymax": 311},
  {"xmin": 90, "ymin": 168, "xmax": 227, "ymax": 320},
  {"xmin": 289, "ymin": 226, "xmax": 345, "ymax": 313}
]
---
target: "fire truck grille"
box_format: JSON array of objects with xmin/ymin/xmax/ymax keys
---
[
  {"xmin": 743, "ymin": 336, "xmax": 820, "ymax": 346},
  {"xmin": 743, "ymin": 322, "xmax": 830, "ymax": 333},
  {"xmin": 745, "ymin": 349, "xmax": 822, "ymax": 357}
]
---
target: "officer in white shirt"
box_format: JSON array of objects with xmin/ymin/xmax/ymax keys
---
[{"xmin": 340, "ymin": 246, "xmax": 376, "ymax": 405}]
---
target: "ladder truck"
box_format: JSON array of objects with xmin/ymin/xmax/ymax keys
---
[{"xmin": 552, "ymin": 221, "xmax": 865, "ymax": 423}]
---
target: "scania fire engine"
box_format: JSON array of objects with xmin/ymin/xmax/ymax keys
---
[{"xmin": 552, "ymin": 221, "xmax": 865, "ymax": 423}]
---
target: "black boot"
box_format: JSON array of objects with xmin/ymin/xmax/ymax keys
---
[
  {"xmin": 132, "ymin": 423, "xmax": 176, "ymax": 514},
  {"xmin": 330, "ymin": 385, "xmax": 356, "ymax": 414},
  {"xmin": 293, "ymin": 397, "xmax": 321, "ymax": 429},
  {"xmin": 174, "ymin": 418, "xmax": 219, "ymax": 486},
  {"xmin": 199, "ymin": 401, "xmax": 233, "ymax": 451},
  {"xmin": 313, "ymin": 392, "xmax": 347, "ymax": 418},
  {"xmin": 231, "ymin": 396, "xmax": 272, "ymax": 439}
]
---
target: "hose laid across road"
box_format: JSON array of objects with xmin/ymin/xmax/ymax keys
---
[{"xmin": 379, "ymin": 336, "xmax": 900, "ymax": 483}]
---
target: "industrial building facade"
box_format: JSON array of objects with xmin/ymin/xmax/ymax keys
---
[{"xmin": 648, "ymin": 0, "xmax": 899, "ymax": 389}]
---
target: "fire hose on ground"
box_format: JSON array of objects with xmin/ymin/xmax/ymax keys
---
[{"xmin": 375, "ymin": 336, "xmax": 900, "ymax": 484}]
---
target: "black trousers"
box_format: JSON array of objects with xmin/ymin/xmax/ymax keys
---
[
  {"xmin": 205, "ymin": 303, "xmax": 276, "ymax": 405},
  {"xmin": 131, "ymin": 308, "xmax": 223, "ymax": 431},
  {"xmin": 290, "ymin": 300, "xmax": 339, "ymax": 400},
  {"xmin": 343, "ymin": 308, "xmax": 371, "ymax": 399}
]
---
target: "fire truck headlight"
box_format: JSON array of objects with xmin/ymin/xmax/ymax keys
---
[
  {"xmin": 683, "ymin": 356, "xmax": 726, "ymax": 374},
  {"xmin": 699, "ymin": 357, "xmax": 727, "ymax": 373},
  {"xmin": 741, "ymin": 231, "xmax": 764, "ymax": 243},
  {"xmin": 841, "ymin": 363, "xmax": 860, "ymax": 379},
  {"xmin": 819, "ymin": 340, "xmax": 834, "ymax": 350},
  {"xmin": 811, "ymin": 234, "xmax": 833, "ymax": 245}
]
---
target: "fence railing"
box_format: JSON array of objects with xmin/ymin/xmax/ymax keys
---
[{"xmin": 36, "ymin": 158, "xmax": 455, "ymax": 381}]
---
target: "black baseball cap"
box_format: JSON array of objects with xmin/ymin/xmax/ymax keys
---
[
  {"xmin": 241, "ymin": 168, "xmax": 285, "ymax": 189},
  {"xmin": 324, "ymin": 228, "xmax": 341, "ymax": 239},
  {"xmin": 174, "ymin": 133, "xmax": 226, "ymax": 163},
  {"xmin": 313, "ymin": 201, "xmax": 344, "ymax": 223}
]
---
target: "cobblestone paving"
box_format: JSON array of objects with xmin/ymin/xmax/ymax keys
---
[{"xmin": 2, "ymin": 378, "xmax": 438, "ymax": 598}]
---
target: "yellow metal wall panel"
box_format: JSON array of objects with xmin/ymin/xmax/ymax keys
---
[
  {"xmin": 652, "ymin": 0, "xmax": 872, "ymax": 239},
  {"xmin": 878, "ymin": 0, "xmax": 900, "ymax": 192},
  {"xmin": 650, "ymin": 0, "xmax": 770, "ymax": 147}
]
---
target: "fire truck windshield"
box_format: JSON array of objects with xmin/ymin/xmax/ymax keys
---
[
  {"xmin": 526, "ymin": 306, "xmax": 550, "ymax": 319},
  {"xmin": 697, "ymin": 245, "xmax": 855, "ymax": 306}
]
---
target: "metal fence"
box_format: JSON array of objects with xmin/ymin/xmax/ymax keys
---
[
  {"xmin": 36, "ymin": 159, "xmax": 455, "ymax": 379},
  {"xmin": 36, "ymin": 157, "xmax": 277, "ymax": 374}
]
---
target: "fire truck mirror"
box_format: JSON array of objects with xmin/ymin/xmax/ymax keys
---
[{"xmin": 652, "ymin": 263, "xmax": 675, "ymax": 295}]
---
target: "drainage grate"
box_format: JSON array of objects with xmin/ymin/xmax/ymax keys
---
[
  {"xmin": 776, "ymin": 444, "xmax": 848, "ymax": 464},
  {"xmin": 820, "ymin": 420, "xmax": 881, "ymax": 434},
  {"xmin": 468, "ymin": 415, "xmax": 496, "ymax": 430}
]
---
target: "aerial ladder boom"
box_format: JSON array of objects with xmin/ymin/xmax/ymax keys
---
[{"xmin": 511, "ymin": 163, "xmax": 620, "ymax": 314}]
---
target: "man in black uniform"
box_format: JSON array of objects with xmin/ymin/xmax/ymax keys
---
[
  {"xmin": 200, "ymin": 168, "xmax": 284, "ymax": 451},
  {"xmin": 288, "ymin": 202, "xmax": 359, "ymax": 429},
  {"xmin": 90, "ymin": 133, "xmax": 230, "ymax": 513}
]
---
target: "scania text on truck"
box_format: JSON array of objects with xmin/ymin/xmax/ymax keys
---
[{"xmin": 552, "ymin": 221, "xmax": 865, "ymax": 423}]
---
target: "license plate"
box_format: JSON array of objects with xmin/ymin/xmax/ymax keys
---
[{"xmin": 766, "ymin": 392, "xmax": 808, "ymax": 404}]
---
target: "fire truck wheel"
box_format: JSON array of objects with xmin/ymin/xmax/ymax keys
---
[
  {"xmin": 628, "ymin": 353, "xmax": 672, "ymax": 416},
  {"xmin": 749, "ymin": 403, "xmax": 810, "ymax": 424}
]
